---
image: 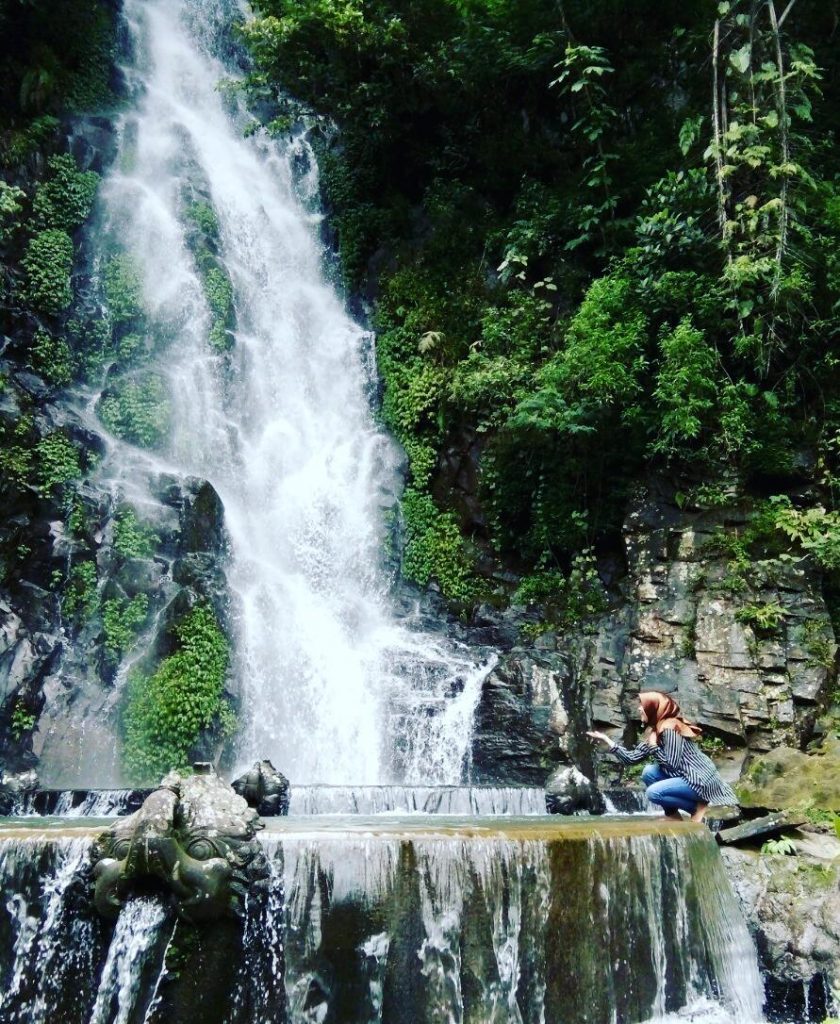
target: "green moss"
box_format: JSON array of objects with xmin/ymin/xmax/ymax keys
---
[
  {"xmin": 737, "ymin": 733, "xmax": 840, "ymax": 811},
  {"xmin": 122, "ymin": 604, "xmax": 230, "ymax": 782},
  {"xmin": 97, "ymin": 372, "xmax": 171, "ymax": 448},
  {"xmin": 21, "ymin": 228, "xmax": 74, "ymax": 315}
]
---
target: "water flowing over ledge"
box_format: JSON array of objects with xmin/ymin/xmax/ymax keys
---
[{"xmin": 0, "ymin": 817, "xmax": 764, "ymax": 1024}]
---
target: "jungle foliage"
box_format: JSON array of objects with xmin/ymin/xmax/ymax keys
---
[{"xmin": 245, "ymin": 0, "xmax": 840, "ymax": 613}]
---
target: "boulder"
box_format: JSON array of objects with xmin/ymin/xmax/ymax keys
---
[
  {"xmin": 723, "ymin": 844, "xmax": 840, "ymax": 1016},
  {"xmin": 231, "ymin": 759, "xmax": 290, "ymax": 816},
  {"xmin": 545, "ymin": 766, "xmax": 605, "ymax": 815},
  {"xmin": 470, "ymin": 650, "xmax": 577, "ymax": 785},
  {"xmin": 0, "ymin": 769, "xmax": 38, "ymax": 814},
  {"xmin": 736, "ymin": 732, "xmax": 840, "ymax": 812}
]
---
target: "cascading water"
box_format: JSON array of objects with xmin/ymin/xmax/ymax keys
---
[
  {"xmin": 0, "ymin": 818, "xmax": 766, "ymax": 1024},
  {"xmin": 0, "ymin": 3, "xmax": 781, "ymax": 1023},
  {"xmin": 48, "ymin": 0, "xmax": 494, "ymax": 787}
]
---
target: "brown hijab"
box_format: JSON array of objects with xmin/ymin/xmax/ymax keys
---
[{"xmin": 639, "ymin": 691, "xmax": 702, "ymax": 740}]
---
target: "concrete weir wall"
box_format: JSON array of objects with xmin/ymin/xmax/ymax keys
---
[{"xmin": 0, "ymin": 817, "xmax": 763, "ymax": 1024}]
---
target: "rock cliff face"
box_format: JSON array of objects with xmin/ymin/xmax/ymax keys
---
[
  {"xmin": 586, "ymin": 481, "xmax": 836, "ymax": 749},
  {"xmin": 470, "ymin": 477, "xmax": 838, "ymax": 793}
]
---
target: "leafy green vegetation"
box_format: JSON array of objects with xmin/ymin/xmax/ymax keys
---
[
  {"xmin": 97, "ymin": 372, "xmax": 171, "ymax": 448},
  {"xmin": 34, "ymin": 432, "xmax": 81, "ymax": 493},
  {"xmin": 103, "ymin": 254, "xmax": 144, "ymax": 326},
  {"xmin": 102, "ymin": 594, "xmax": 149, "ymax": 660},
  {"xmin": 10, "ymin": 701, "xmax": 36, "ymax": 740},
  {"xmin": 244, "ymin": 0, "xmax": 840, "ymax": 615},
  {"xmin": 760, "ymin": 836, "xmax": 797, "ymax": 857},
  {"xmin": 735, "ymin": 601, "xmax": 786, "ymax": 635},
  {"xmin": 122, "ymin": 604, "xmax": 231, "ymax": 782},
  {"xmin": 32, "ymin": 154, "xmax": 99, "ymax": 232},
  {"xmin": 113, "ymin": 507, "xmax": 159, "ymax": 560},
  {"xmin": 62, "ymin": 561, "xmax": 99, "ymax": 622},
  {"xmin": 20, "ymin": 228, "xmax": 74, "ymax": 315}
]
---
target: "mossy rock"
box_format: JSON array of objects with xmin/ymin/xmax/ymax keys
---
[{"xmin": 737, "ymin": 732, "xmax": 840, "ymax": 811}]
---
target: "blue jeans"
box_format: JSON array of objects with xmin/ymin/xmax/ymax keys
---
[{"xmin": 642, "ymin": 764, "xmax": 703, "ymax": 814}]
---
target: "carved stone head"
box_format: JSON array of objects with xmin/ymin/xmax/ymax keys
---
[{"xmin": 92, "ymin": 764, "xmax": 269, "ymax": 924}]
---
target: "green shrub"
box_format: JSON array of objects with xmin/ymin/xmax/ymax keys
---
[
  {"xmin": 0, "ymin": 181, "xmax": 26, "ymax": 244},
  {"xmin": 102, "ymin": 594, "xmax": 148, "ymax": 658},
  {"xmin": 62, "ymin": 561, "xmax": 99, "ymax": 621},
  {"xmin": 97, "ymin": 372, "xmax": 170, "ymax": 448},
  {"xmin": 113, "ymin": 506, "xmax": 159, "ymax": 559},
  {"xmin": 10, "ymin": 701, "xmax": 37, "ymax": 740},
  {"xmin": 29, "ymin": 329, "xmax": 73, "ymax": 386},
  {"xmin": 103, "ymin": 253, "xmax": 143, "ymax": 325},
  {"xmin": 205, "ymin": 265, "xmax": 234, "ymax": 350},
  {"xmin": 32, "ymin": 154, "xmax": 99, "ymax": 231},
  {"xmin": 186, "ymin": 201, "xmax": 219, "ymax": 240},
  {"xmin": 735, "ymin": 601, "xmax": 786, "ymax": 635},
  {"xmin": 21, "ymin": 229, "xmax": 74, "ymax": 315},
  {"xmin": 401, "ymin": 488, "xmax": 478, "ymax": 606},
  {"xmin": 35, "ymin": 432, "xmax": 81, "ymax": 492},
  {"xmin": 513, "ymin": 550, "xmax": 606, "ymax": 628},
  {"xmin": 122, "ymin": 604, "xmax": 230, "ymax": 781}
]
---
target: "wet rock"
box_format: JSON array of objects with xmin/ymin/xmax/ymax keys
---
[
  {"xmin": 470, "ymin": 650, "xmax": 576, "ymax": 785},
  {"xmin": 545, "ymin": 766, "xmax": 605, "ymax": 815},
  {"xmin": 179, "ymin": 479, "xmax": 227, "ymax": 556},
  {"xmin": 231, "ymin": 759, "xmax": 290, "ymax": 816},
  {"xmin": 716, "ymin": 811, "xmax": 805, "ymax": 846},
  {"xmin": 0, "ymin": 769, "xmax": 38, "ymax": 814},
  {"xmin": 723, "ymin": 845, "xmax": 840, "ymax": 1013}
]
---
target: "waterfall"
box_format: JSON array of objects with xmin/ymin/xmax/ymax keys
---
[
  {"xmin": 54, "ymin": 0, "xmax": 495, "ymax": 787},
  {"xmin": 288, "ymin": 784, "xmax": 548, "ymax": 816},
  {"xmin": 264, "ymin": 823, "xmax": 764, "ymax": 1024},
  {"xmin": 0, "ymin": 821, "xmax": 765, "ymax": 1023}
]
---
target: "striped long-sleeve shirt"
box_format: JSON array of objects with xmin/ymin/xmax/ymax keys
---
[{"xmin": 609, "ymin": 728, "xmax": 738, "ymax": 806}]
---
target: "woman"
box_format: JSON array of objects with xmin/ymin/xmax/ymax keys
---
[{"xmin": 587, "ymin": 691, "xmax": 738, "ymax": 822}]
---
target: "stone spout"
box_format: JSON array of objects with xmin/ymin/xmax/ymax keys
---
[{"xmin": 91, "ymin": 764, "xmax": 268, "ymax": 924}]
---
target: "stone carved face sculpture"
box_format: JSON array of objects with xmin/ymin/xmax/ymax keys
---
[{"xmin": 92, "ymin": 766, "xmax": 269, "ymax": 924}]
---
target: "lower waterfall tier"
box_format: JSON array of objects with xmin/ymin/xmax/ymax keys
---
[{"xmin": 0, "ymin": 817, "xmax": 764, "ymax": 1024}]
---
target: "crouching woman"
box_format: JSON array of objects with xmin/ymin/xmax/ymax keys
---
[{"xmin": 587, "ymin": 691, "xmax": 738, "ymax": 822}]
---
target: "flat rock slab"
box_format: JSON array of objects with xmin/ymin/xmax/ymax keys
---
[{"xmin": 716, "ymin": 811, "xmax": 805, "ymax": 846}]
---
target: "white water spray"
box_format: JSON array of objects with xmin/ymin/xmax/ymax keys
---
[{"xmin": 86, "ymin": 0, "xmax": 494, "ymax": 784}]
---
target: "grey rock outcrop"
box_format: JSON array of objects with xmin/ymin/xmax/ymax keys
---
[
  {"xmin": 471, "ymin": 648, "xmax": 597, "ymax": 785},
  {"xmin": 544, "ymin": 765, "xmax": 605, "ymax": 815},
  {"xmin": 231, "ymin": 759, "xmax": 290, "ymax": 816},
  {"xmin": 723, "ymin": 844, "xmax": 840, "ymax": 1015},
  {"xmin": 579, "ymin": 481, "xmax": 837, "ymax": 769}
]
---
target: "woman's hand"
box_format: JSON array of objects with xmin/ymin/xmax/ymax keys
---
[{"xmin": 586, "ymin": 730, "xmax": 614, "ymax": 748}]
